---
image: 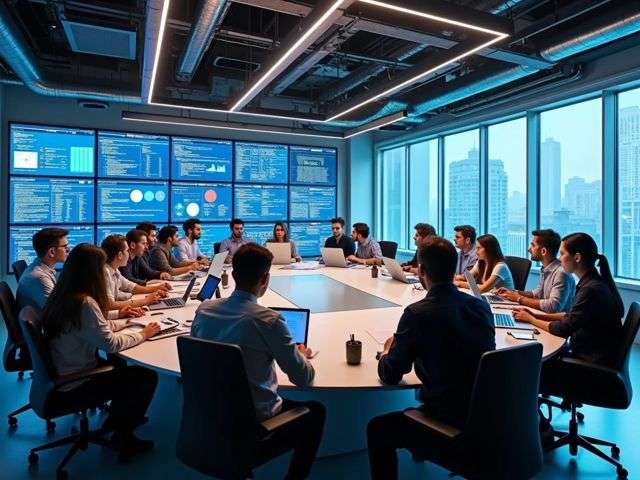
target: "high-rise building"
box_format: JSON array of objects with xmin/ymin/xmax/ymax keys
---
[
  {"xmin": 564, "ymin": 177, "xmax": 602, "ymax": 221},
  {"xmin": 488, "ymin": 158, "xmax": 508, "ymax": 246},
  {"xmin": 448, "ymin": 148, "xmax": 480, "ymax": 230},
  {"xmin": 540, "ymin": 138, "xmax": 561, "ymax": 218}
]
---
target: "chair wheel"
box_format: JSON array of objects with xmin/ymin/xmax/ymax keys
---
[
  {"xmin": 46, "ymin": 420, "xmax": 56, "ymax": 432},
  {"xmin": 18, "ymin": 371, "xmax": 25, "ymax": 380},
  {"xmin": 28, "ymin": 452, "xmax": 39, "ymax": 465},
  {"xmin": 617, "ymin": 467, "xmax": 628, "ymax": 478},
  {"xmin": 612, "ymin": 446, "xmax": 620, "ymax": 458},
  {"xmin": 569, "ymin": 443, "xmax": 578, "ymax": 456},
  {"xmin": 577, "ymin": 412, "xmax": 585, "ymax": 422},
  {"xmin": 56, "ymin": 469, "xmax": 68, "ymax": 480},
  {"xmin": 8, "ymin": 416, "xmax": 18, "ymax": 428}
]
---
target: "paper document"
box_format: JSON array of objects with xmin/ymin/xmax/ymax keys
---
[
  {"xmin": 365, "ymin": 329, "xmax": 396, "ymax": 345},
  {"xmin": 280, "ymin": 261, "xmax": 322, "ymax": 270}
]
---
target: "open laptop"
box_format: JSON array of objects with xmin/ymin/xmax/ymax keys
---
[
  {"xmin": 266, "ymin": 242, "xmax": 292, "ymax": 265},
  {"xmin": 382, "ymin": 257, "xmax": 420, "ymax": 284},
  {"xmin": 463, "ymin": 271, "xmax": 518, "ymax": 306},
  {"xmin": 270, "ymin": 307, "xmax": 310, "ymax": 345},
  {"xmin": 148, "ymin": 276, "xmax": 197, "ymax": 311},
  {"xmin": 195, "ymin": 274, "xmax": 222, "ymax": 302},
  {"xmin": 321, "ymin": 247, "xmax": 352, "ymax": 268}
]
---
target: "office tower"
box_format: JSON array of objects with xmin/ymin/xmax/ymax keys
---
[
  {"xmin": 540, "ymin": 138, "xmax": 562, "ymax": 220},
  {"xmin": 448, "ymin": 148, "xmax": 480, "ymax": 229},
  {"xmin": 619, "ymin": 106, "xmax": 640, "ymax": 277},
  {"xmin": 488, "ymin": 158, "xmax": 508, "ymax": 245}
]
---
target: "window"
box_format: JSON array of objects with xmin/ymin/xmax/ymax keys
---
[
  {"xmin": 444, "ymin": 129, "xmax": 480, "ymax": 237},
  {"xmin": 540, "ymin": 98, "xmax": 602, "ymax": 247},
  {"xmin": 380, "ymin": 146, "xmax": 407, "ymax": 248},
  {"xmin": 488, "ymin": 118, "xmax": 527, "ymax": 256},
  {"xmin": 409, "ymin": 140, "xmax": 439, "ymax": 242},
  {"xmin": 618, "ymin": 88, "xmax": 640, "ymax": 279}
]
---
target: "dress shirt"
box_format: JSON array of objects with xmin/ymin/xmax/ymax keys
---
[
  {"xmin": 219, "ymin": 236, "xmax": 251, "ymax": 259},
  {"xmin": 176, "ymin": 237, "xmax": 204, "ymax": 262},
  {"xmin": 16, "ymin": 258, "xmax": 57, "ymax": 312},
  {"xmin": 324, "ymin": 234, "xmax": 356, "ymax": 257},
  {"xmin": 191, "ymin": 289, "xmax": 314, "ymax": 420},
  {"xmin": 104, "ymin": 264, "xmax": 136, "ymax": 302},
  {"xmin": 378, "ymin": 283, "xmax": 495, "ymax": 427},
  {"xmin": 528, "ymin": 259, "xmax": 576, "ymax": 313},
  {"xmin": 456, "ymin": 248, "xmax": 478, "ymax": 275},
  {"xmin": 119, "ymin": 255, "xmax": 162, "ymax": 286},
  {"xmin": 149, "ymin": 244, "xmax": 188, "ymax": 273},
  {"xmin": 356, "ymin": 237, "xmax": 382, "ymax": 260}
]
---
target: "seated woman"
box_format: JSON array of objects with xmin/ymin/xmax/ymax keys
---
[
  {"xmin": 265, "ymin": 222, "xmax": 302, "ymax": 262},
  {"xmin": 42, "ymin": 243, "xmax": 161, "ymax": 460},
  {"xmin": 454, "ymin": 233, "xmax": 514, "ymax": 292}
]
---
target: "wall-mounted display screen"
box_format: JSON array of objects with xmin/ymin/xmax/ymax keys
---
[
  {"xmin": 290, "ymin": 146, "xmax": 337, "ymax": 185},
  {"xmin": 9, "ymin": 225, "xmax": 95, "ymax": 267},
  {"xmin": 289, "ymin": 186, "xmax": 336, "ymax": 221},
  {"xmin": 195, "ymin": 224, "xmax": 230, "ymax": 258},
  {"xmin": 172, "ymin": 137, "xmax": 233, "ymax": 182},
  {"xmin": 98, "ymin": 131, "xmax": 169, "ymax": 179},
  {"xmin": 242, "ymin": 223, "xmax": 275, "ymax": 246},
  {"xmin": 235, "ymin": 142, "xmax": 288, "ymax": 184},
  {"xmin": 234, "ymin": 184, "xmax": 288, "ymax": 221},
  {"xmin": 289, "ymin": 222, "xmax": 332, "ymax": 257},
  {"xmin": 96, "ymin": 225, "xmax": 137, "ymax": 244},
  {"xmin": 171, "ymin": 183, "xmax": 232, "ymax": 222},
  {"xmin": 97, "ymin": 180, "xmax": 168, "ymax": 223}
]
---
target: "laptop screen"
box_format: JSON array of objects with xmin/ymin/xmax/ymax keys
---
[
  {"xmin": 271, "ymin": 307, "xmax": 310, "ymax": 345},
  {"xmin": 196, "ymin": 275, "xmax": 221, "ymax": 302}
]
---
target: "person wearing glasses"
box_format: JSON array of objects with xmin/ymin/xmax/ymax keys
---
[
  {"xmin": 323, "ymin": 217, "xmax": 356, "ymax": 257},
  {"xmin": 16, "ymin": 227, "xmax": 70, "ymax": 313}
]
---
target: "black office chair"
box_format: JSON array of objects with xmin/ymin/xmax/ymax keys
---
[
  {"xmin": 505, "ymin": 255, "xmax": 532, "ymax": 291},
  {"xmin": 544, "ymin": 302, "xmax": 640, "ymax": 479},
  {"xmin": 12, "ymin": 260, "xmax": 28, "ymax": 281},
  {"xmin": 379, "ymin": 241, "xmax": 398, "ymax": 260},
  {"xmin": 176, "ymin": 336, "xmax": 311, "ymax": 479},
  {"xmin": 19, "ymin": 307, "xmax": 114, "ymax": 480},
  {"xmin": 404, "ymin": 343, "xmax": 543, "ymax": 479},
  {"xmin": 213, "ymin": 242, "xmax": 221, "ymax": 255}
]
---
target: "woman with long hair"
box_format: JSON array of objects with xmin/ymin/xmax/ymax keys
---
[
  {"xmin": 42, "ymin": 243, "xmax": 161, "ymax": 459},
  {"xmin": 513, "ymin": 232, "xmax": 624, "ymax": 365},
  {"xmin": 454, "ymin": 234, "xmax": 514, "ymax": 292},
  {"xmin": 265, "ymin": 221, "xmax": 302, "ymax": 262}
]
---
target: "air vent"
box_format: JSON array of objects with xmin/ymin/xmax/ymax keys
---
[
  {"xmin": 213, "ymin": 56, "xmax": 260, "ymax": 72},
  {"xmin": 61, "ymin": 20, "xmax": 136, "ymax": 60}
]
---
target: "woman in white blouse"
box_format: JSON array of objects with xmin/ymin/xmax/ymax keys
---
[
  {"xmin": 265, "ymin": 221, "xmax": 302, "ymax": 262},
  {"xmin": 42, "ymin": 243, "xmax": 161, "ymax": 460},
  {"xmin": 454, "ymin": 233, "xmax": 514, "ymax": 292}
]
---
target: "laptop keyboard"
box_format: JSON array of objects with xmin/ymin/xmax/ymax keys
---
[
  {"xmin": 163, "ymin": 297, "xmax": 183, "ymax": 307},
  {"xmin": 494, "ymin": 313, "xmax": 516, "ymax": 327},
  {"xmin": 486, "ymin": 294, "xmax": 506, "ymax": 303}
]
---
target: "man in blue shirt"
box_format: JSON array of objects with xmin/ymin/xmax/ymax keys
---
[
  {"xmin": 453, "ymin": 224, "xmax": 478, "ymax": 278},
  {"xmin": 367, "ymin": 237, "xmax": 495, "ymax": 480},
  {"xmin": 348, "ymin": 222, "xmax": 382, "ymax": 266},
  {"xmin": 191, "ymin": 244, "xmax": 325, "ymax": 479},
  {"xmin": 219, "ymin": 218, "xmax": 252, "ymax": 263}
]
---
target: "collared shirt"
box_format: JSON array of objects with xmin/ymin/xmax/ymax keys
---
[
  {"xmin": 548, "ymin": 269, "xmax": 623, "ymax": 365},
  {"xmin": 529, "ymin": 259, "xmax": 576, "ymax": 313},
  {"xmin": 149, "ymin": 243, "xmax": 189, "ymax": 273},
  {"xmin": 191, "ymin": 289, "xmax": 315, "ymax": 420},
  {"xmin": 119, "ymin": 255, "xmax": 162, "ymax": 286},
  {"xmin": 219, "ymin": 235, "xmax": 251, "ymax": 259},
  {"xmin": 104, "ymin": 264, "xmax": 136, "ymax": 302},
  {"xmin": 324, "ymin": 234, "xmax": 356, "ymax": 257},
  {"xmin": 378, "ymin": 283, "xmax": 495, "ymax": 427},
  {"xmin": 356, "ymin": 237, "xmax": 382, "ymax": 260},
  {"xmin": 456, "ymin": 248, "xmax": 478, "ymax": 275},
  {"xmin": 16, "ymin": 258, "xmax": 57, "ymax": 312},
  {"xmin": 176, "ymin": 237, "xmax": 204, "ymax": 262}
]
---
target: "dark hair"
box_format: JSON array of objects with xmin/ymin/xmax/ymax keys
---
[
  {"xmin": 454, "ymin": 225, "xmax": 476, "ymax": 244},
  {"xmin": 352, "ymin": 222, "xmax": 370, "ymax": 239},
  {"xmin": 269, "ymin": 222, "xmax": 289, "ymax": 242},
  {"xmin": 232, "ymin": 244, "xmax": 273, "ymax": 291},
  {"xmin": 331, "ymin": 217, "xmax": 345, "ymax": 227},
  {"xmin": 417, "ymin": 236, "xmax": 457, "ymax": 283},
  {"xmin": 562, "ymin": 233, "xmax": 624, "ymax": 318},
  {"xmin": 135, "ymin": 222, "xmax": 157, "ymax": 236},
  {"xmin": 42, "ymin": 244, "xmax": 109, "ymax": 340},
  {"xmin": 476, "ymin": 234, "xmax": 505, "ymax": 282},
  {"xmin": 126, "ymin": 229, "xmax": 147, "ymax": 245},
  {"xmin": 101, "ymin": 234, "xmax": 128, "ymax": 262},
  {"xmin": 183, "ymin": 218, "xmax": 201, "ymax": 235},
  {"xmin": 158, "ymin": 225, "xmax": 179, "ymax": 244},
  {"xmin": 414, "ymin": 223, "xmax": 436, "ymax": 238},
  {"xmin": 229, "ymin": 218, "xmax": 244, "ymax": 230},
  {"xmin": 32, "ymin": 227, "xmax": 69, "ymax": 258},
  {"xmin": 532, "ymin": 229, "xmax": 561, "ymax": 257}
]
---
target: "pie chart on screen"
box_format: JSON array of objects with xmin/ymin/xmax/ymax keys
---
[
  {"xmin": 204, "ymin": 189, "xmax": 217, "ymax": 203},
  {"xmin": 186, "ymin": 203, "xmax": 200, "ymax": 217}
]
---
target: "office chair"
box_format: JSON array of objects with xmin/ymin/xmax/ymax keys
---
[
  {"xmin": 12, "ymin": 260, "xmax": 28, "ymax": 281},
  {"xmin": 213, "ymin": 242, "xmax": 221, "ymax": 255},
  {"xmin": 404, "ymin": 343, "xmax": 543, "ymax": 479},
  {"xmin": 176, "ymin": 336, "xmax": 311, "ymax": 479},
  {"xmin": 379, "ymin": 241, "xmax": 398, "ymax": 260},
  {"xmin": 19, "ymin": 307, "xmax": 114, "ymax": 480},
  {"xmin": 505, "ymin": 256, "xmax": 532, "ymax": 291},
  {"xmin": 544, "ymin": 302, "xmax": 640, "ymax": 479}
]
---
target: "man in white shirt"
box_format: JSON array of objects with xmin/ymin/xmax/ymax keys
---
[
  {"xmin": 101, "ymin": 235, "xmax": 171, "ymax": 311},
  {"xmin": 16, "ymin": 227, "xmax": 69, "ymax": 312},
  {"xmin": 176, "ymin": 218, "xmax": 209, "ymax": 264}
]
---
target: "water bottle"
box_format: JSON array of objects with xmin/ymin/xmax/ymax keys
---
[
  {"xmin": 221, "ymin": 268, "xmax": 229, "ymax": 289},
  {"xmin": 371, "ymin": 264, "xmax": 378, "ymax": 278}
]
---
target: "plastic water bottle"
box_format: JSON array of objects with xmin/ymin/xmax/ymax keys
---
[{"xmin": 221, "ymin": 269, "xmax": 229, "ymax": 289}]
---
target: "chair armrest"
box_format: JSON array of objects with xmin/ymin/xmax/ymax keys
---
[
  {"xmin": 260, "ymin": 406, "xmax": 310, "ymax": 433},
  {"xmin": 558, "ymin": 357, "xmax": 618, "ymax": 376},
  {"xmin": 403, "ymin": 409, "xmax": 462, "ymax": 440},
  {"xmin": 54, "ymin": 365, "xmax": 116, "ymax": 389}
]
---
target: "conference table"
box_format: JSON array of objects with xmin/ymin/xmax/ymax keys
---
[{"xmin": 119, "ymin": 264, "xmax": 566, "ymax": 456}]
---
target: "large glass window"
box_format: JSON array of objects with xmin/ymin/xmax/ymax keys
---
[
  {"xmin": 488, "ymin": 118, "xmax": 527, "ymax": 257},
  {"xmin": 409, "ymin": 140, "xmax": 439, "ymax": 241},
  {"xmin": 540, "ymin": 98, "xmax": 602, "ymax": 247},
  {"xmin": 444, "ymin": 129, "xmax": 480, "ymax": 237},
  {"xmin": 380, "ymin": 146, "xmax": 407, "ymax": 248},
  {"xmin": 618, "ymin": 88, "xmax": 640, "ymax": 279}
]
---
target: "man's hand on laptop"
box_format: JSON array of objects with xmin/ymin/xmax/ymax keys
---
[
  {"xmin": 159, "ymin": 272, "xmax": 172, "ymax": 281},
  {"xmin": 496, "ymin": 288, "xmax": 519, "ymax": 302},
  {"xmin": 119, "ymin": 305, "xmax": 145, "ymax": 318},
  {"xmin": 512, "ymin": 307, "xmax": 535, "ymax": 323},
  {"xmin": 142, "ymin": 322, "xmax": 161, "ymax": 339},
  {"xmin": 145, "ymin": 291, "xmax": 164, "ymax": 305}
]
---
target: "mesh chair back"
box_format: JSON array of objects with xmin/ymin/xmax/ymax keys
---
[
  {"xmin": 213, "ymin": 242, "xmax": 221, "ymax": 255},
  {"xmin": 379, "ymin": 241, "xmax": 398, "ymax": 260},
  {"xmin": 505, "ymin": 256, "xmax": 532, "ymax": 291},
  {"xmin": 12, "ymin": 260, "xmax": 28, "ymax": 281}
]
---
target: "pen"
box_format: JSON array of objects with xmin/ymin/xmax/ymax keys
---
[{"xmin": 150, "ymin": 312, "xmax": 163, "ymax": 316}]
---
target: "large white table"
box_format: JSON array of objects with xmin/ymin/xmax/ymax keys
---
[{"xmin": 119, "ymin": 265, "xmax": 566, "ymax": 455}]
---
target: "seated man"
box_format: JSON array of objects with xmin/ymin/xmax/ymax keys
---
[
  {"xmin": 453, "ymin": 224, "xmax": 478, "ymax": 278},
  {"xmin": 102, "ymin": 234, "xmax": 171, "ymax": 310},
  {"xmin": 136, "ymin": 222, "xmax": 158, "ymax": 265},
  {"xmin": 149, "ymin": 226, "xmax": 199, "ymax": 276},
  {"xmin": 16, "ymin": 227, "xmax": 69, "ymax": 312},
  {"xmin": 120, "ymin": 229, "xmax": 171, "ymax": 286},
  {"xmin": 347, "ymin": 222, "xmax": 382, "ymax": 266},
  {"xmin": 401, "ymin": 223, "xmax": 436, "ymax": 274},
  {"xmin": 497, "ymin": 229, "xmax": 575, "ymax": 312},
  {"xmin": 219, "ymin": 218, "xmax": 251, "ymax": 263},
  {"xmin": 367, "ymin": 237, "xmax": 495, "ymax": 480},
  {"xmin": 176, "ymin": 218, "xmax": 209, "ymax": 265},
  {"xmin": 324, "ymin": 217, "xmax": 356, "ymax": 257},
  {"xmin": 191, "ymin": 244, "xmax": 325, "ymax": 479}
]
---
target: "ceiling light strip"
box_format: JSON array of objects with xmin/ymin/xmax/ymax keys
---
[
  {"xmin": 147, "ymin": 0, "xmax": 171, "ymax": 103},
  {"xmin": 343, "ymin": 110, "xmax": 407, "ymax": 138}
]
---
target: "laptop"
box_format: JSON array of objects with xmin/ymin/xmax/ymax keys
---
[
  {"xmin": 266, "ymin": 242, "xmax": 292, "ymax": 265},
  {"xmin": 321, "ymin": 247, "xmax": 352, "ymax": 268},
  {"xmin": 270, "ymin": 307, "xmax": 310, "ymax": 345},
  {"xmin": 148, "ymin": 276, "xmax": 197, "ymax": 311},
  {"xmin": 463, "ymin": 271, "xmax": 518, "ymax": 306},
  {"xmin": 382, "ymin": 257, "xmax": 420, "ymax": 284},
  {"xmin": 207, "ymin": 251, "xmax": 227, "ymax": 277},
  {"xmin": 195, "ymin": 274, "xmax": 222, "ymax": 302}
]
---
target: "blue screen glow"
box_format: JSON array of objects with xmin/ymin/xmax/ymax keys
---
[
  {"xmin": 96, "ymin": 224, "xmax": 137, "ymax": 244},
  {"xmin": 289, "ymin": 186, "xmax": 336, "ymax": 221},
  {"xmin": 234, "ymin": 184, "xmax": 287, "ymax": 221},
  {"xmin": 97, "ymin": 180, "xmax": 168, "ymax": 223},
  {"xmin": 191, "ymin": 224, "xmax": 230, "ymax": 258},
  {"xmin": 9, "ymin": 225, "xmax": 94, "ymax": 267},
  {"xmin": 235, "ymin": 142, "xmax": 288, "ymax": 184},
  {"xmin": 242, "ymin": 223, "xmax": 274, "ymax": 246},
  {"xmin": 171, "ymin": 183, "xmax": 232, "ymax": 222},
  {"xmin": 98, "ymin": 131, "xmax": 169, "ymax": 179},
  {"xmin": 290, "ymin": 146, "xmax": 337, "ymax": 185},
  {"xmin": 289, "ymin": 222, "xmax": 332, "ymax": 257},
  {"xmin": 172, "ymin": 137, "xmax": 233, "ymax": 182}
]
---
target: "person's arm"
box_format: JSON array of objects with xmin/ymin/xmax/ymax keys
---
[
  {"xmin": 291, "ymin": 241, "xmax": 301, "ymax": 262},
  {"xmin": 378, "ymin": 309, "xmax": 416, "ymax": 384},
  {"xmin": 537, "ymin": 272, "xmax": 573, "ymax": 313},
  {"xmin": 119, "ymin": 263, "xmax": 146, "ymax": 286},
  {"xmin": 345, "ymin": 237, "xmax": 356, "ymax": 257},
  {"xmin": 169, "ymin": 251, "xmax": 197, "ymax": 269},
  {"xmin": 512, "ymin": 308, "xmax": 566, "ymax": 332},
  {"xmin": 476, "ymin": 275, "xmax": 499, "ymax": 293},
  {"xmin": 175, "ymin": 241, "xmax": 189, "ymax": 262},
  {"xmin": 132, "ymin": 282, "xmax": 170, "ymax": 295},
  {"xmin": 138, "ymin": 256, "xmax": 167, "ymax": 281}
]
